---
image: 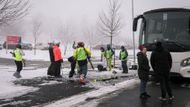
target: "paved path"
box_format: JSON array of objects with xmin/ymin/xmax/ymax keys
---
[{"xmin": 98, "ymin": 81, "xmax": 190, "ymax": 107}]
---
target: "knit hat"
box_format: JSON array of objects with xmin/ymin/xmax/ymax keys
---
[
  {"xmin": 138, "ymin": 45, "xmax": 145, "ymax": 51},
  {"xmin": 78, "ymin": 42, "xmax": 84, "ymax": 47},
  {"xmin": 54, "ymin": 40, "xmax": 60, "ymax": 45},
  {"xmin": 16, "ymin": 44, "xmax": 22, "ymax": 49}
]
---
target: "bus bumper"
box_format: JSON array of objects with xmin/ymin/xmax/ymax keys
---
[{"xmin": 179, "ymin": 66, "xmax": 190, "ymax": 78}]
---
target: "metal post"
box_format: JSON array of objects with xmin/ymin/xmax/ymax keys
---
[
  {"xmin": 132, "ymin": 0, "xmax": 136, "ymax": 65},
  {"xmin": 6, "ymin": 41, "xmax": 8, "ymax": 54},
  {"xmin": 113, "ymin": 48, "xmax": 115, "ymax": 68}
]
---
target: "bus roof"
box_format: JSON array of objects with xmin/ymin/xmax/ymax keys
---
[{"xmin": 144, "ymin": 8, "xmax": 190, "ymax": 14}]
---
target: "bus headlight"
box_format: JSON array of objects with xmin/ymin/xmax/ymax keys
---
[{"xmin": 181, "ymin": 58, "xmax": 190, "ymax": 67}]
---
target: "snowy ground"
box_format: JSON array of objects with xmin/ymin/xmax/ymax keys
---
[
  {"xmin": 0, "ymin": 65, "xmax": 47, "ymax": 99},
  {"xmin": 0, "ymin": 49, "xmax": 139, "ymax": 106},
  {"xmin": 0, "ymin": 62, "xmax": 138, "ymax": 106}
]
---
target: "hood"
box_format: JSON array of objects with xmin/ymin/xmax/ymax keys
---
[
  {"xmin": 137, "ymin": 52, "xmax": 143, "ymax": 56},
  {"xmin": 155, "ymin": 45, "xmax": 164, "ymax": 52}
]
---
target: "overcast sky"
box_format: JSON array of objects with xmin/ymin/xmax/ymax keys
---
[
  {"xmin": 29, "ymin": 0, "xmax": 190, "ymax": 45},
  {"xmin": 1, "ymin": 0, "xmax": 190, "ymax": 45}
]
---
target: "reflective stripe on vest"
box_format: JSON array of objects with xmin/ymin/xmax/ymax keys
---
[{"xmin": 14, "ymin": 48, "xmax": 22, "ymax": 61}]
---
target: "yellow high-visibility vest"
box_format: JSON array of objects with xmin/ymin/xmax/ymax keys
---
[{"xmin": 14, "ymin": 48, "xmax": 23, "ymax": 61}]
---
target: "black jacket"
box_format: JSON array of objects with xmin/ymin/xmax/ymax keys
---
[
  {"xmin": 137, "ymin": 52, "xmax": 150, "ymax": 80},
  {"xmin": 150, "ymin": 45, "xmax": 172, "ymax": 75},
  {"xmin": 49, "ymin": 46, "xmax": 54, "ymax": 62}
]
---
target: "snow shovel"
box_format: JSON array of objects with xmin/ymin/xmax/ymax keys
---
[{"xmin": 83, "ymin": 48, "xmax": 94, "ymax": 70}]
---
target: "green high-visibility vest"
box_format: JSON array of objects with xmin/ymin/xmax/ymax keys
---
[
  {"xmin": 76, "ymin": 48, "xmax": 87, "ymax": 61},
  {"xmin": 101, "ymin": 51, "xmax": 105, "ymax": 58},
  {"xmin": 106, "ymin": 50, "xmax": 113, "ymax": 59},
  {"xmin": 120, "ymin": 51, "xmax": 127, "ymax": 61},
  {"xmin": 14, "ymin": 48, "xmax": 23, "ymax": 61}
]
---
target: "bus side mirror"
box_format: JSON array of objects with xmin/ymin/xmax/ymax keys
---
[
  {"xmin": 133, "ymin": 15, "xmax": 144, "ymax": 32},
  {"xmin": 133, "ymin": 18, "xmax": 138, "ymax": 31},
  {"xmin": 189, "ymin": 18, "xmax": 190, "ymax": 34}
]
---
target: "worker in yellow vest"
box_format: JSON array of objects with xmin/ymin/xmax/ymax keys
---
[
  {"xmin": 119, "ymin": 46, "xmax": 128, "ymax": 73},
  {"xmin": 74, "ymin": 42, "xmax": 91, "ymax": 85},
  {"xmin": 105, "ymin": 44, "xmax": 114, "ymax": 71},
  {"xmin": 100, "ymin": 47, "xmax": 106, "ymax": 70},
  {"xmin": 12, "ymin": 44, "xmax": 25, "ymax": 78}
]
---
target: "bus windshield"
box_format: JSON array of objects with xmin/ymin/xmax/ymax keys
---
[{"xmin": 142, "ymin": 12, "xmax": 190, "ymax": 51}]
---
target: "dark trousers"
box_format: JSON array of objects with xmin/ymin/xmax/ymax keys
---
[
  {"xmin": 47, "ymin": 62, "xmax": 55, "ymax": 76},
  {"xmin": 158, "ymin": 74, "xmax": 173, "ymax": 98},
  {"xmin": 69, "ymin": 62, "xmax": 76, "ymax": 78},
  {"xmin": 15, "ymin": 61, "xmax": 23, "ymax": 73},
  {"xmin": 54, "ymin": 61, "xmax": 61, "ymax": 76},
  {"xmin": 79, "ymin": 64, "xmax": 88, "ymax": 77},
  {"xmin": 140, "ymin": 79, "xmax": 147, "ymax": 94},
  {"xmin": 121, "ymin": 60, "xmax": 128, "ymax": 73}
]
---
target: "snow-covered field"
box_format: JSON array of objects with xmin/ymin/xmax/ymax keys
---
[
  {"xmin": 0, "ymin": 49, "xmax": 139, "ymax": 61},
  {"xmin": 0, "ymin": 65, "xmax": 46, "ymax": 99},
  {"xmin": 0, "ymin": 65, "xmax": 73, "ymax": 100}
]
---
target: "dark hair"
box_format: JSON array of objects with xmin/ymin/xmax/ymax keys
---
[
  {"xmin": 107, "ymin": 44, "xmax": 111, "ymax": 49},
  {"xmin": 16, "ymin": 44, "xmax": 21, "ymax": 49},
  {"xmin": 156, "ymin": 41, "xmax": 162, "ymax": 47},
  {"xmin": 121, "ymin": 46, "xmax": 125, "ymax": 49},
  {"xmin": 78, "ymin": 42, "xmax": 84, "ymax": 47},
  {"xmin": 100, "ymin": 47, "xmax": 105, "ymax": 51}
]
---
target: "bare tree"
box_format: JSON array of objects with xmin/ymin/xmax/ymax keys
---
[
  {"xmin": 56, "ymin": 24, "xmax": 73, "ymax": 55},
  {"xmin": 32, "ymin": 19, "xmax": 42, "ymax": 55},
  {"xmin": 83, "ymin": 26, "xmax": 99, "ymax": 50},
  {"xmin": 0, "ymin": 0, "xmax": 30, "ymax": 26},
  {"xmin": 98, "ymin": 0, "xmax": 123, "ymax": 47},
  {"xmin": 2, "ymin": 22, "xmax": 24, "ymax": 36}
]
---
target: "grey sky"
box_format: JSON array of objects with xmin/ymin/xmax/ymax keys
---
[
  {"xmin": 29, "ymin": 0, "xmax": 190, "ymax": 45},
  {"xmin": 1, "ymin": 0, "xmax": 190, "ymax": 45}
]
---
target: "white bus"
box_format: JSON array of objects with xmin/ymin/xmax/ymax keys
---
[{"xmin": 133, "ymin": 8, "xmax": 190, "ymax": 78}]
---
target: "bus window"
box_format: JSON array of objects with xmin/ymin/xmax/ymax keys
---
[{"xmin": 144, "ymin": 12, "xmax": 190, "ymax": 47}]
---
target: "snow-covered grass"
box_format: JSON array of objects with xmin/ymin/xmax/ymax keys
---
[
  {"xmin": 0, "ymin": 65, "xmax": 75, "ymax": 100},
  {"xmin": 0, "ymin": 65, "xmax": 47, "ymax": 99},
  {"xmin": 0, "ymin": 49, "xmax": 139, "ymax": 61}
]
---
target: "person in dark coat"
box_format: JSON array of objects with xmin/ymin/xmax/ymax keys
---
[
  {"xmin": 150, "ymin": 41, "xmax": 174, "ymax": 101},
  {"xmin": 68, "ymin": 56, "xmax": 76, "ymax": 78},
  {"xmin": 137, "ymin": 45, "xmax": 151, "ymax": 99},
  {"xmin": 47, "ymin": 43, "xmax": 55, "ymax": 76}
]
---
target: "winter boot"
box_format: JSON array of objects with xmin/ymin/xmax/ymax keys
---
[
  {"xmin": 13, "ymin": 72, "xmax": 21, "ymax": 78},
  {"xmin": 158, "ymin": 97, "xmax": 167, "ymax": 101},
  {"xmin": 144, "ymin": 92, "xmax": 151, "ymax": 98},
  {"xmin": 140, "ymin": 93, "xmax": 146, "ymax": 99},
  {"xmin": 140, "ymin": 93, "xmax": 150, "ymax": 99},
  {"xmin": 79, "ymin": 74, "xmax": 85, "ymax": 85}
]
